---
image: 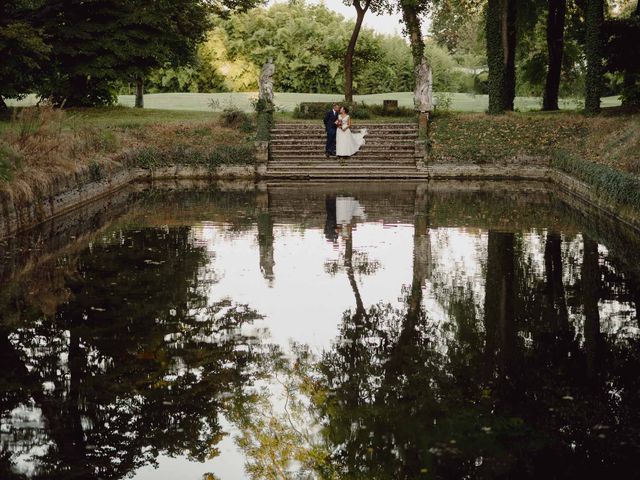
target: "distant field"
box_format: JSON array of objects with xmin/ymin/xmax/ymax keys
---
[{"xmin": 8, "ymin": 92, "xmax": 622, "ymax": 113}]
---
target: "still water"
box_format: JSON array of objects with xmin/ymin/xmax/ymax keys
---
[{"xmin": 1, "ymin": 181, "xmax": 640, "ymax": 480}]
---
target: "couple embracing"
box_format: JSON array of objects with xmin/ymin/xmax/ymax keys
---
[{"xmin": 323, "ymin": 103, "xmax": 368, "ymax": 158}]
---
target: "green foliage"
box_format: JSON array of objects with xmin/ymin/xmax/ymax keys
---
[
  {"xmin": 82, "ymin": 129, "xmax": 120, "ymax": 153},
  {"xmin": 254, "ymin": 98, "xmax": 273, "ymax": 141},
  {"xmin": 363, "ymin": 103, "xmax": 417, "ymax": 117},
  {"xmin": 604, "ymin": 14, "xmax": 640, "ymax": 107},
  {"xmin": 553, "ymin": 150, "xmax": 640, "ymax": 210},
  {"xmin": 6, "ymin": 0, "xmax": 259, "ymax": 107},
  {"xmin": 0, "ymin": 142, "xmax": 22, "ymax": 182},
  {"xmin": 215, "ymin": 2, "xmax": 382, "ymax": 94},
  {"xmin": 88, "ymin": 159, "xmax": 103, "ymax": 182},
  {"xmin": 584, "ymin": 0, "xmax": 605, "ymax": 114},
  {"xmin": 0, "ymin": 1, "xmax": 50, "ymax": 105},
  {"xmin": 357, "ymin": 36, "xmax": 415, "ymax": 93},
  {"xmin": 293, "ymin": 102, "xmax": 362, "ymax": 119},
  {"xmin": 221, "ymin": 108, "xmax": 254, "ymax": 132},
  {"xmin": 127, "ymin": 143, "xmax": 256, "ymax": 170}
]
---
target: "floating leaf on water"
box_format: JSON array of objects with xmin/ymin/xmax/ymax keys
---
[
  {"xmin": 562, "ymin": 395, "xmax": 574, "ymax": 401},
  {"xmin": 144, "ymin": 260, "xmax": 165, "ymax": 265},
  {"xmin": 90, "ymin": 307, "xmax": 106, "ymax": 312}
]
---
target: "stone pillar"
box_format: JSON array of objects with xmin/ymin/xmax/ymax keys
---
[
  {"xmin": 255, "ymin": 140, "xmax": 269, "ymax": 176},
  {"xmin": 414, "ymin": 58, "xmax": 433, "ymax": 139},
  {"xmin": 414, "ymin": 139, "xmax": 427, "ymax": 170},
  {"xmin": 257, "ymin": 189, "xmax": 275, "ymax": 286}
]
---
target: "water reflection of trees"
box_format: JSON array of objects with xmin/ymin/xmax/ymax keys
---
[
  {"xmin": 315, "ymin": 226, "xmax": 640, "ymax": 479},
  {"xmin": 0, "ymin": 227, "xmax": 265, "ymax": 479}
]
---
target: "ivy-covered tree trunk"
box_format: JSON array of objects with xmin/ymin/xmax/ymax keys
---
[
  {"xmin": 503, "ymin": 0, "xmax": 517, "ymax": 111},
  {"xmin": 621, "ymin": 1, "xmax": 640, "ymax": 108},
  {"xmin": 584, "ymin": 0, "xmax": 604, "ymax": 115},
  {"xmin": 400, "ymin": 0, "xmax": 425, "ymax": 68},
  {"xmin": 0, "ymin": 96, "xmax": 7, "ymax": 111},
  {"xmin": 487, "ymin": 0, "xmax": 514, "ymax": 113},
  {"xmin": 344, "ymin": 2, "xmax": 369, "ymax": 103},
  {"xmin": 542, "ymin": 0, "xmax": 567, "ymax": 110},
  {"xmin": 135, "ymin": 76, "xmax": 144, "ymax": 108}
]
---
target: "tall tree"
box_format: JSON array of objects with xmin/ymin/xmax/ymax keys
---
[
  {"xmin": 34, "ymin": 0, "xmax": 257, "ymax": 107},
  {"xmin": 486, "ymin": 0, "xmax": 518, "ymax": 113},
  {"xmin": 584, "ymin": 0, "xmax": 605, "ymax": 114},
  {"xmin": 398, "ymin": 0, "xmax": 430, "ymax": 67},
  {"xmin": 0, "ymin": 0, "xmax": 50, "ymax": 110},
  {"xmin": 343, "ymin": 0, "xmax": 391, "ymax": 102},
  {"xmin": 542, "ymin": 0, "xmax": 567, "ymax": 110},
  {"xmin": 604, "ymin": 0, "xmax": 640, "ymax": 108}
]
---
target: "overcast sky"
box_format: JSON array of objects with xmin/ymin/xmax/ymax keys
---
[{"xmin": 270, "ymin": 0, "xmax": 430, "ymax": 37}]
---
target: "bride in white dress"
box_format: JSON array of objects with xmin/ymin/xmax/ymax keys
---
[{"xmin": 336, "ymin": 107, "xmax": 367, "ymax": 157}]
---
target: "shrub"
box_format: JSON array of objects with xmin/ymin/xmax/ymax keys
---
[
  {"xmin": 82, "ymin": 128, "xmax": 120, "ymax": 153},
  {"xmin": 0, "ymin": 142, "xmax": 22, "ymax": 182},
  {"xmin": 88, "ymin": 159, "xmax": 102, "ymax": 181},
  {"xmin": 221, "ymin": 108, "xmax": 253, "ymax": 132},
  {"xmin": 127, "ymin": 143, "xmax": 256, "ymax": 170},
  {"xmin": 293, "ymin": 102, "xmax": 361, "ymax": 119},
  {"xmin": 364, "ymin": 103, "xmax": 416, "ymax": 118},
  {"xmin": 553, "ymin": 150, "xmax": 640, "ymax": 211}
]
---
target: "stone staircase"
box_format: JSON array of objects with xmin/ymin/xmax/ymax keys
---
[{"xmin": 267, "ymin": 123, "xmax": 426, "ymax": 178}]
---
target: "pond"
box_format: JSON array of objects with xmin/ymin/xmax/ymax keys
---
[{"xmin": 1, "ymin": 180, "xmax": 640, "ymax": 480}]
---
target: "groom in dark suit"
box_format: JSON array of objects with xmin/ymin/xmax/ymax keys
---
[{"xmin": 323, "ymin": 103, "xmax": 340, "ymax": 157}]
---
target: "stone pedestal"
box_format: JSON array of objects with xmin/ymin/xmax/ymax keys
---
[
  {"xmin": 414, "ymin": 140, "xmax": 427, "ymax": 170},
  {"xmin": 418, "ymin": 112, "xmax": 429, "ymax": 138},
  {"xmin": 255, "ymin": 140, "xmax": 269, "ymax": 176}
]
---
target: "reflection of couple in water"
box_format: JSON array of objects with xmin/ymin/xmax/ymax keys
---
[{"xmin": 324, "ymin": 195, "xmax": 367, "ymax": 242}]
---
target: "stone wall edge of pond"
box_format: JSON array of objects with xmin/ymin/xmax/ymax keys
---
[
  {"xmin": 551, "ymin": 170, "xmax": 640, "ymax": 232},
  {"xmin": 1, "ymin": 162, "xmax": 639, "ymax": 240}
]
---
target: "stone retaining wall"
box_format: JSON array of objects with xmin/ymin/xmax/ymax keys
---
[{"xmin": 1, "ymin": 161, "xmax": 639, "ymax": 239}]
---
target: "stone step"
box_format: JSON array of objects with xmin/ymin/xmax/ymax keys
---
[
  {"xmin": 274, "ymin": 121, "xmax": 418, "ymax": 124},
  {"xmin": 269, "ymin": 160, "xmax": 416, "ymax": 166},
  {"xmin": 271, "ymin": 147, "xmax": 415, "ymax": 154},
  {"xmin": 271, "ymin": 134, "xmax": 418, "ymax": 140},
  {"xmin": 272, "ymin": 153, "xmax": 416, "ymax": 159},
  {"xmin": 264, "ymin": 171, "xmax": 428, "ymax": 179},
  {"xmin": 268, "ymin": 167, "xmax": 418, "ymax": 172},
  {"xmin": 271, "ymin": 139, "xmax": 415, "ymax": 146},
  {"xmin": 273, "ymin": 123, "xmax": 418, "ymax": 129}
]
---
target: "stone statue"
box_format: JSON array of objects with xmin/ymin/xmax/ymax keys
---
[
  {"xmin": 259, "ymin": 58, "xmax": 275, "ymax": 105},
  {"xmin": 414, "ymin": 58, "xmax": 433, "ymax": 113}
]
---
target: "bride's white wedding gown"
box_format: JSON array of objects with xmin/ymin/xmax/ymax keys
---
[{"xmin": 336, "ymin": 115, "xmax": 367, "ymax": 157}]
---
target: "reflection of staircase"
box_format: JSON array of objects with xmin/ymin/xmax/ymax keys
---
[{"xmin": 267, "ymin": 123, "xmax": 426, "ymax": 178}]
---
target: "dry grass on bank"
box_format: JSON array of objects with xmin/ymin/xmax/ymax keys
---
[
  {"xmin": 0, "ymin": 105, "xmax": 247, "ymax": 205},
  {"xmin": 429, "ymin": 110, "xmax": 640, "ymax": 174}
]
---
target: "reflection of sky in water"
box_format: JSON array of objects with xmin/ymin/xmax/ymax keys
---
[
  {"xmin": 131, "ymin": 219, "xmax": 638, "ymax": 479},
  {"xmin": 3, "ymin": 189, "xmax": 640, "ymax": 480}
]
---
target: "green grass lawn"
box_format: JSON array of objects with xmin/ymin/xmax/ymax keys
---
[{"xmin": 8, "ymin": 92, "xmax": 622, "ymax": 114}]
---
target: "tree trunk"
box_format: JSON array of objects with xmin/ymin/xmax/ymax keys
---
[
  {"xmin": 584, "ymin": 0, "xmax": 604, "ymax": 115},
  {"xmin": 486, "ymin": 0, "xmax": 505, "ymax": 113},
  {"xmin": 344, "ymin": 3, "xmax": 368, "ymax": 103},
  {"xmin": 0, "ymin": 95, "xmax": 7, "ymax": 112},
  {"xmin": 503, "ymin": 0, "xmax": 517, "ymax": 111},
  {"xmin": 400, "ymin": 0, "xmax": 425, "ymax": 68},
  {"xmin": 484, "ymin": 231, "xmax": 515, "ymax": 375},
  {"xmin": 582, "ymin": 236, "xmax": 601, "ymax": 381},
  {"xmin": 135, "ymin": 76, "xmax": 144, "ymax": 108},
  {"xmin": 621, "ymin": 1, "xmax": 640, "ymax": 108},
  {"xmin": 487, "ymin": 0, "xmax": 517, "ymax": 113},
  {"xmin": 543, "ymin": 0, "xmax": 567, "ymax": 110}
]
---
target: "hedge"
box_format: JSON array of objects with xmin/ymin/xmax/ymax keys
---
[
  {"xmin": 553, "ymin": 150, "xmax": 640, "ymax": 210},
  {"xmin": 126, "ymin": 143, "xmax": 256, "ymax": 170}
]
